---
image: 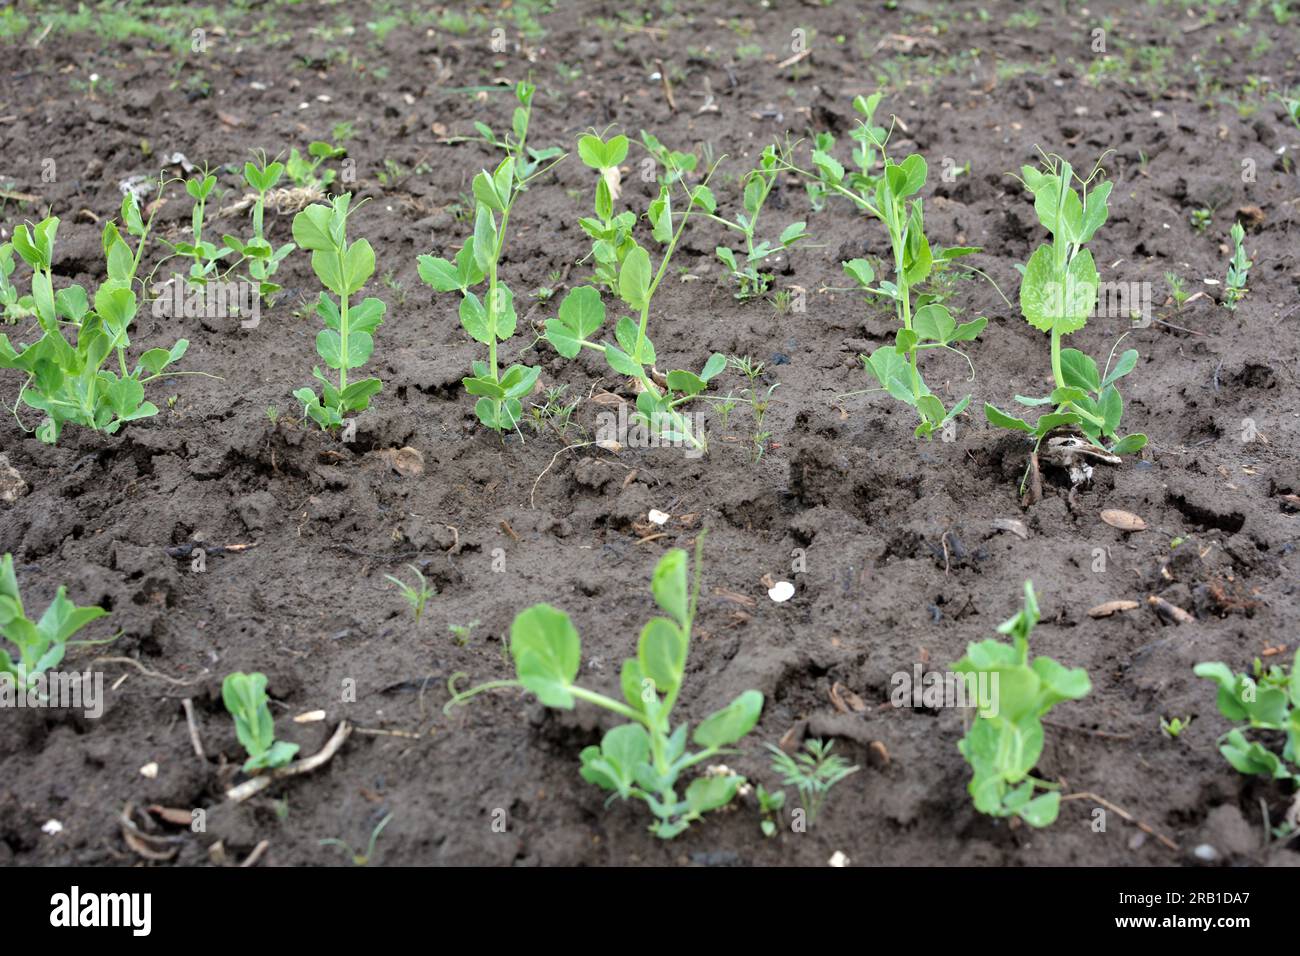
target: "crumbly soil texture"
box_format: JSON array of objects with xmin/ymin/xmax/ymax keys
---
[{"xmin": 2, "ymin": 0, "xmax": 1299, "ymax": 867}]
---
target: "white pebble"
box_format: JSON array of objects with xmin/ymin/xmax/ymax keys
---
[{"xmin": 768, "ymin": 581, "xmax": 795, "ymax": 603}]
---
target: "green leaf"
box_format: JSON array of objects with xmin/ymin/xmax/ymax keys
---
[
  {"xmin": 510, "ymin": 604, "xmax": 581, "ymax": 708},
  {"xmin": 618, "ymin": 245, "xmax": 651, "ymax": 311},
  {"xmin": 1018, "ymin": 791, "xmax": 1060, "ymax": 827},
  {"xmin": 693, "ymin": 689, "xmax": 764, "ymax": 748},
  {"xmin": 985, "ymin": 403, "xmax": 1035, "ymax": 433},
  {"xmin": 651, "ymin": 549, "xmax": 689, "ymax": 628},
  {"xmin": 417, "ymin": 255, "xmax": 461, "ymax": 292},
  {"xmin": 342, "ymin": 239, "xmax": 376, "ymax": 295},
  {"xmin": 1058, "ymin": 348, "xmax": 1101, "ymax": 392},
  {"xmin": 638, "ymin": 617, "xmax": 686, "ymax": 698},
  {"xmin": 685, "ymin": 774, "xmax": 742, "ymax": 815},
  {"xmin": 459, "ymin": 293, "xmax": 491, "ymax": 345},
  {"xmin": 843, "ymin": 258, "xmax": 875, "ymax": 288},
  {"xmin": 472, "ymin": 169, "xmax": 505, "ymax": 212},
  {"xmin": 291, "ymin": 204, "xmax": 336, "ymax": 252},
  {"xmin": 913, "ymin": 303, "xmax": 955, "ymax": 343},
  {"xmin": 1101, "ymin": 348, "xmax": 1138, "ymax": 389}
]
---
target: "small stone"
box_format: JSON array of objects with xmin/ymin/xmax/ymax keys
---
[
  {"xmin": 139, "ymin": 762, "xmax": 159, "ymax": 779},
  {"xmin": 768, "ymin": 581, "xmax": 795, "ymax": 603},
  {"xmin": 1192, "ymin": 843, "xmax": 1219, "ymax": 862},
  {"xmin": 828, "ymin": 850, "xmax": 850, "ymax": 867}
]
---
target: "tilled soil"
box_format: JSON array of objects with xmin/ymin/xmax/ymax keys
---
[{"xmin": 2, "ymin": 0, "xmax": 1299, "ymax": 866}]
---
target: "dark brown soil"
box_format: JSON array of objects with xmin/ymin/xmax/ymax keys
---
[{"xmin": 2, "ymin": 0, "xmax": 1299, "ymax": 867}]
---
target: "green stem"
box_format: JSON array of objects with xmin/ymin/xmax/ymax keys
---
[{"xmin": 336, "ymin": 246, "xmax": 349, "ymax": 394}]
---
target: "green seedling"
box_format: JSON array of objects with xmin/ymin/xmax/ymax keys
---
[
  {"xmin": 546, "ymin": 134, "xmax": 726, "ymax": 451},
  {"xmin": 0, "ymin": 553, "xmax": 110, "ymax": 691},
  {"xmin": 640, "ymin": 130, "xmax": 698, "ymax": 185},
  {"xmin": 320, "ymin": 812, "xmax": 393, "ymax": 866},
  {"xmin": 167, "ymin": 168, "xmax": 239, "ymax": 286},
  {"xmin": 1164, "ymin": 270, "xmax": 1190, "ymax": 309},
  {"xmin": 778, "ymin": 98, "xmax": 984, "ymax": 438},
  {"xmin": 766, "ymin": 738, "xmax": 858, "ymax": 828},
  {"xmin": 951, "ymin": 581, "xmax": 1091, "ymax": 827},
  {"xmin": 1190, "ymin": 207, "xmax": 1212, "ymax": 232},
  {"xmin": 221, "ymin": 671, "xmax": 300, "ymax": 773},
  {"xmin": 418, "ymin": 82, "xmax": 563, "ymax": 433},
  {"xmin": 756, "ymin": 783, "xmax": 786, "ymax": 837},
  {"xmin": 983, "ymin": 153, "xmax": 1147, "ymax": 470},
  {"xmin": 447, "ymin": 536, "xmax": 765, "ymax": 838},
  {"xmin": 1194, "ymin": 649, "xmax": 1299, "ymax": 785},
  {"xmin": 229, "ymin": 151, "xmax": 295, "ymax": 300},
  {"xmin": 449, "ymin": 620, "xmax": 480, "ymax": 647},
  {"xmin": 1223, "ymin": 221, "xmax": 1251, "ymax": 311},
  {"xmin": 702, "ymin": 143, "xmax": 808, "ymax": 300},
  {"xmin": 285, "ymin": 140, "xmax": 346, "ymax": 191},
  {"xmin": 727, "ymin": 355, "xmax": 780, "ymax": 462},
  {"xmin": 291, "ymin": 192, "xmax": 387, "ymax": 430},
  {"xmin": 0, "ymin": 210, "xmax": 190, "ymax": 444},
  {"xmin": 526, "ymin": 384, "xmax": 579, "ymax": 439},
  {"xmin": 385, "ymin": 564, "xmax": 433, "ymax": 623},
  {"xmin": 1160, "ymin": 715, "xmax": 1192, "ymax": 738}
]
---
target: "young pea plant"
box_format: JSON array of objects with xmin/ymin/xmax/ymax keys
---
[
  {"xmin": 168, "ymin": 168, "xmax": 237, "ymax": 286},
  {"xmin": 0, "ymin": 553, "xmax": 110, "ymax": 692},
  {"xmin": 701, "ymin": 143, "xmax": 808, "ymax": 301},
  {"xmin": 1223, "ymin": 221, "xmax": 1251, "ymax": 311},
  {"xmin": 222, "ymin": 671, "xmax": 299, "ymax": 773},
  {"xmin": 1194, "ymin": 649, "xmax": 1299, "ymax": 786},
  {"xmin": 546, "ymin": 142, "xmax": 726, "ymax": 452},
  {"xmin": 285, "ymin": 140, "xmax": 346, "ymax": 192},
  {"xmin": 1160, "ymin": 715, "xmax": 1192, "ymax": 739},
  {"xmin": 766, "ymin": 738, "xmax": 859, "ymax": 828},
  {"xmin": 984, "ymin": 154, "xmax": 1147, "ymax": 468},
  {"xmin": 779, "ymin": 103, "xmax": 984, "ymax": 438},
  {"xmin": 291, "ymin": 193, "xmax": 387, "ymax": 431},
  {"xmin": 951, "ymin": 581, "xmax": 1091, "ymax": 827},
  {"xmin": 0, "ymin": 213, "xmax": 190, "ymax": 444},
  {"xmin": 418, "ymin": 82, "xmax": 564, "ymax": 433},
  {"xmin": 640, "ymin": 130, "xmax": 698, "ymax": 185},
  {"xmin": 227, "ymin": 151, "xmax": 295, "ymax": 301},
  {"xmin": 446, "ymin": 536, "xmax": 765, "ymax": 839},
  {"xmin": 385, "ymin": 564, "xmax": 433, "ymax": 623}
]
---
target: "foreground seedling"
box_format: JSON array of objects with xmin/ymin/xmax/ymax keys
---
[
  {"xmin": 0, "ymin": 553, "xmax": 110, "ymax": 692},
  {"xmin": 546, "ymin": 132, "xmax": 726, "ymax": 451},
  {"xmin": 418, "ymin": 81, "xmax": 563, "ymax": 433},
  {"xmin": 227, "ymin": 151, "xmax": 295, "ymax": 301},
  {"xmin": 1195, "ymin": 650, "xmax": 1299, "ymax": 794},
  {"xmin": 447, "ymin": 536, "xmax": 764, "ymax": 838},
  {"xmin": 766, "ymin": 737, "xmax": 858, "ymax": 828},
  {"xmin": 984, "ymin": 153, "xmax": 1146, "ymax": 485},
  {"xmin": 0, "ymin": 209, "xmax": 190, "ymax": 444},
  {"xmin": 292, "ymin": 192, "xmax": 387, "ymax": 430},
  {"xmin": 222, "ymin": 671, "xmax": 299, "ymax": 772},
  {"xmin": 1223, "ymin": 221, "xmax": 1251, "ymax": 311},
  {"xmin": 951, "ymin": 581, "xmax": 1091, "ymax": 827}
]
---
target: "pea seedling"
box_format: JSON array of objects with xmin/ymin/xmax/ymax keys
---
[
  {"xmin": 0, "ymin": 243, "xmax": 35, "ymax": 323},
  {"xmin": 0, "ymin": 213, "xmax": 190, "ymax": 444},
  {"xmin": 574, "ymin": 131, "xmax": 636, "ymax": 294},
  {"xmin": 1160, "ymin": 715, "xmax": 1192, "ymax": 738},
  {"xmin": 1194, "ymin": 650, "xmax": 1299, "ymax": 785},
  {"xmin": 951, "ymin": 581, "xmax": 1091, "ymax": 827},
  {"xmin": 231, "ymin": 151, "xmax": 295, "ymax": 300},
  {"xmin": 291, "ymin": 193, "xmax": 387, "ymax": 430},
  {"xmin": 1223, "ymin": 221, "xmax": 1251, "ymax": 310},
  {"xmin": 446, "ymin": 536, "xmax": 765, "ymax": 838},
  {"xmin": 755, "ymin": 784, "xmax": 786, "ymax": 837},
  {"xmin": 285, "ymin": 140, "xmax": 346, "ymax": 191},
  {"xmin": 0, "ymin": 553, "xmax": 110, "ymax": 692},
  {"xmin": 222, "ymin": 671, "xmax": 299, "ymax": 772},
  {"xmin": 766, "ymin": 738, "xmax": 858, "ymax": 828},
  {"xmin": 983, "ymin": 154, "xmax": 1147, "ymax": 466},
  {"xmin": 547, "ymin": 134, "xmax": 726, "ymax": 451},
  {"xmin": 778, "ymin": 100, "xmax": 985, "ymax": 438},
  {"xmin": 700, "ymin": 143, "xmax": 808, "ymax": 300},
  {"xmin": 418, "ymin": 82, "xmax": 564, "ymax": 433},
  {"xmin": 168, "ymin": 168, "xmax": 239, "ymax": 286}
]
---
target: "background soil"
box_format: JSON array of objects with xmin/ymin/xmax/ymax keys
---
[{"xmin": 2, "ymin": 0, "xmax": 1299, "ymax": 866}]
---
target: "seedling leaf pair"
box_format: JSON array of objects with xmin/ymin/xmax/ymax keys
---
[{"xmin": 0, "ymin": 553, "xmax": 110, "ymax": 691}]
